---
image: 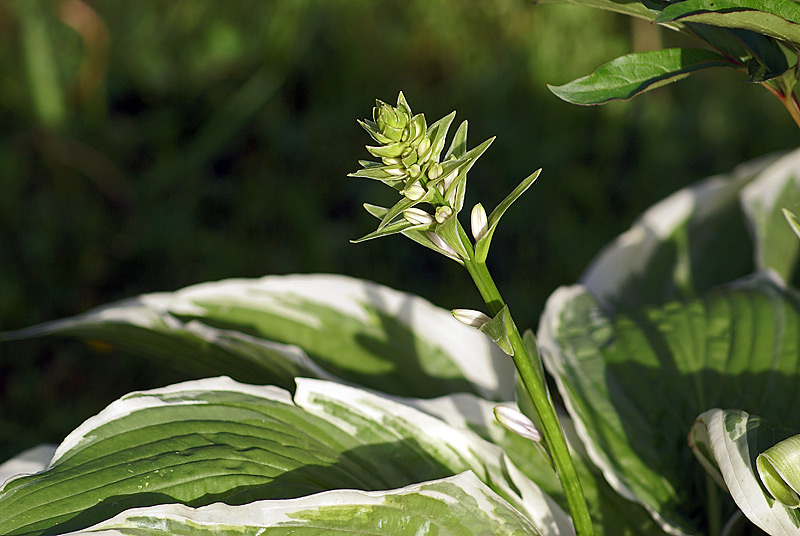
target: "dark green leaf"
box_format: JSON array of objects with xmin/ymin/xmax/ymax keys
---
[
  {"xmin": 731, "ymin": 28, "xmax": 790, "ymax": 81},
  {"xmin": 656, "ymin": 0, "xmax": 800, "ymax": 46},
  {"xmin": 548, "ymin": 48, "xmax": 735, "ymax": 105}
]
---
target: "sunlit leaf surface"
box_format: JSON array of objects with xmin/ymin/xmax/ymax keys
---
[
  {"xmin": 538, "ymin": 275, "xmax": 800, "ymax": 535},
  {"xmin": 4, "ymin": 274, "xmax": 513, "ymax": 399}
]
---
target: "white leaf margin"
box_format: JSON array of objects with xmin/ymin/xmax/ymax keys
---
[
  {"xmin": 1, "ymin": 376, "xmax": 568, "ymax": 535},
  {"xmin": 690, "ymin": 408, "xmax": 800, "ymax": 536},
  {"xmin": 59, "ymin": 472, "xmax": 541, "ymax": 536},
  {"xmin": 9, "ymin": 274, "xmax": 514, "ymax": 400},
  {"xmin": 0, "ymin": 445, "xmax": 57, "ymax": 488},
  {"xmin": 170, "ymin": 274, "xmax": 515, "ymax": 399},
  {"xmin": 537, "ymin": 284, "xmax": 692, "ymax": 536},
  {"xmin": 740, "ymin": 149, "xmax": 800, "ymax": 277},
  {"xmin": 294, "ymin": 377, "xmax": 574, "ymax": 535},
  {"xmin": 25, "ymin": 377, "xmax": 293, "ymax": 473},
  {"xmin": 580, "ymin": 150, "xmax": 790, "ymax": 311}
]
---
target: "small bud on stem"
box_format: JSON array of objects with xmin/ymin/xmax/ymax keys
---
[{"xmin": 471, "ymin": 203, "xmax": 488, "ymax": 242}]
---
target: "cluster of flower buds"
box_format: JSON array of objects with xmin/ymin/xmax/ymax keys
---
[
  {"xmin": 351, "ymin": 92, "xmax": 541, "ymax": 265},
  {"xmin": 350, "ymin": 92, "xmax": 494, "ymax": 262}
]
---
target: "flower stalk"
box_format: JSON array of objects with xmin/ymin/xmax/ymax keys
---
[
  {"xmin": 350, "ymin": 93, "xmax": 595, "ymax": 535},
  {"xmin": 464, "ymin": 258, "xmax": 594, "ymax": 535}
]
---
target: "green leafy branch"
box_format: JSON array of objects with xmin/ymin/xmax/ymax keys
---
[{"xmin": 537, "ymin": 0, "xmax": 800, "ymax": 129}]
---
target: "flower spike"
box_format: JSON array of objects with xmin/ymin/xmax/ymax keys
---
[{"xmin": 350, "ymin": 92, "xmax": 495, "ymax": 263}]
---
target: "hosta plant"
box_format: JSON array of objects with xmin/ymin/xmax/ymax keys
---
[{"xmin": 4, "ymin": 93, "xmax": 800, "ymax": 536}]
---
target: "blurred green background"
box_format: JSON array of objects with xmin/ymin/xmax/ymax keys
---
[{"xmin": 1, "ymin": 0, "xmax": 797, "ymax": 460}]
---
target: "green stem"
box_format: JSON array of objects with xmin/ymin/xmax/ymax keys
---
[
  {"xmin": 761, "ymin": 81, "xmax": 800, "ymax": 131},
  {"xmin": 706, "ymin": 473, "xmax": 722, "ymax": 536},
  {"xmin": 464, "ymin": 258, "xmax": 595, "ymax": 536}
]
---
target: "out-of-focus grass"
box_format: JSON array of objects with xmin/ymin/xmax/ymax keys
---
[{"xmin": 0, "ymin": 0, "xmax": 795, "ymax": 461}]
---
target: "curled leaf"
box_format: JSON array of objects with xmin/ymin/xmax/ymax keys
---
[
  {"xmin": 757, "ymin": 434, "xmax": 800, "ymax": 508},
  {"xmin": 655, "ymin": 0, "xmax": 800, "ymax": 46}
]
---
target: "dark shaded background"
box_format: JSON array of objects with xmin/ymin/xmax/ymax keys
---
[{"xmin": 1, "ymin": 0, "xmax": 796, "ymax": 460}]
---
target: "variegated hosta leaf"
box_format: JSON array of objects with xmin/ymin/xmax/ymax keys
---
[
  {"xmin": 59, "ymin": 472, "xmax": 542, "ymax": 536},
  {"xmin": 402, "ymin": 390, "xmax": 671, "ymax": 535},
  {"xmin": 537, "ymin": 274, "xmax": 800, "ymax": 535},
  {"xmin": 0, "ymin": 445, "xmax": 56, "ymax": 488},
  {"xmin": 293, "ymin": 378, "xmax": 569, "ymax": 534},
  {"xmin": 580, "ymin": 148, "xmax": 800, "ymax": 313},
  {"xmin": 0, "ymin": 376, "xmax": 560, "ymax": 536},
  {"xmin": 690, "ymin": 408, "xmax": 800, "ymax": 534},
  {"xmin": 741, "ymin": 152, "xmax": 800, "ymax": 280},
  {"xmin": 4, "ymin": 274, "xmax": 513, "ymax": 399}
]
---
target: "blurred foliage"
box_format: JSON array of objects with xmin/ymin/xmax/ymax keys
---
[{"xmin": 0, "ymin": 0, "xmax": 796, "ymax": 460}]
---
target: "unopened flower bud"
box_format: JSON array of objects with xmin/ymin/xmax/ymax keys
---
[
  {"xmin": 435, "ymin": 206, "xmax": 453, "ymax": 223},
  {"xmin": 385, "ymin": 166, "xmax": 406, "ymax": 177},
  {"xmin": 377, "ymin": 107, "xmax": 398, "ymax": 130},
  {"xmin": 494, "ymin": 405, "xmax": 542, "ymax": 443},
  {"xmin": 427, "ymin": 163, "xmax": 443, "ymax": 181},
  {"xmin": 416, "ymin": 137, "xmax": 431, "ymax": 159},
  {"xmin": 471, "ymin": 203, "xmax": 488, "ymax": 241},
  {"xmin": 452, "ymin": 309, "xmax": 491, "ymax": 328},
  {"xmin": 403, "ymin": 208, "xmax": 435, "ymax": 226},
  {"xmin": 401, "ymin": 183, "xmax": 426, "ymax": 201}
]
